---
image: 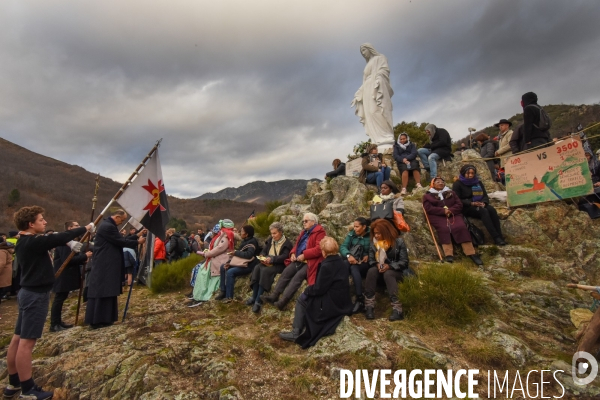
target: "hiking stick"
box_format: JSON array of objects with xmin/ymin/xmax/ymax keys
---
[
  {"xmin": 55, "ymin": 139, "xmax": 163, "ymax": 278},
  {"xmin": 422, "ymin": 204, "xmax": 444, "ymax": 262},
  {"xmin": 122, "ymin": 274, "xmax": 135, "ymax": 322},
  {"xmin": 567, "ymin": 284, "xmax": 600, "ymax": 291},
  {"xmin": 75, "ymin": 174, "xmax": 100, "ymax": 325}
]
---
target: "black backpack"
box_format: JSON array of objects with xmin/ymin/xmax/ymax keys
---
[
  {"xmin": 528, "ymin": 104, "xmax": 552, "ymax": 131},
  {"xmin": 176, "ymin": 237, "xmax": 188, "ymax": 254}
]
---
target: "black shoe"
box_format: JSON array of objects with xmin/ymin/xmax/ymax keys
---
[
  {"xmin": 187, "ymin": 300, "xmax": 203, "ymax": 308},
  {"xmin": 469, "ymin": 254, "xmax": 484, "ymax": 266},
  {"xmin": 278, "ymin": 330, "xmax": 300, "ymax": 342},
  {"xmin": 214, "ymin": 291, "xmax": 226, "ymax": 301},
  {"xmin": 245, "ymin": 297, "xmax": 255, "ymax": 306},
  {"xmin": 252, "ymin": 303, "xmax": 261, "ymax": 313},
  {"xmin": 261, "ymin": 292, "xmax": 279, "ymax": 304},
  {"xmin": 389, "ymin": 309, "xmax": 404, "ymax": 321},
  {"xmin": 365, "ymin": 307, "xmax": 375, "ymax": 320},
  {"xmin": 351, "ymin": 296, "xmax": 365, "ymax": 315},
  {"xmin": 19, "ymin": 385, "xmax": 53, "ymax": 400},
  {"xmin": 3, "ymin": 384, "xmax": 21, "ymax": 399},
  {"xmin": 49, "ymin": 324, "xmax": 67, "ymax": 333},
  {"xmin": 185, "ymin": 291, "xmax": 193, "ymax": 298},
  {"xmin": 494, "ymin": 237, "xmax": 507, "ymax": 246},
  {"xmin": 60, "ymin": 322, "xmax": 73, "ymax": 329},
  {"xmin": 445, "ymin": 256, "xmax": 454, "ymax": 263},
  {"xmin": 90, "ymin": 323, "xmax": 111, "ymax": 330}
]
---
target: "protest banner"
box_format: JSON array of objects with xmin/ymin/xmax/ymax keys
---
[{"xmin": 505, "ymin": 137, "xmax": 593, "ymax": 207}]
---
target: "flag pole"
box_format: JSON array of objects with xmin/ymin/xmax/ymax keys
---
[
  {"xmin": 75, "ymin": 174, "xmax": 100, "ymax": 325},
  {"xmin": 55, "ymin": 139, "xmax": 163, "ymax": 278}
]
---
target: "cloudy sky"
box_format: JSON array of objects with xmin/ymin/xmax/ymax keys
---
[{"xmin": 1, "ymin": 0, "xmax": 600, "ymax": 198}]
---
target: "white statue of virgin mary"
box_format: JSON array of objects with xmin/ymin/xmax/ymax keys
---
[{"xmin": 351, "ymin": 43, "xmax": 395, "ymax": 152}]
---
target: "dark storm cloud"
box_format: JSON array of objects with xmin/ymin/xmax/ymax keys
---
[{"xmin": 1, "ymin": 0, "xmax": 599, "ymax": 197}]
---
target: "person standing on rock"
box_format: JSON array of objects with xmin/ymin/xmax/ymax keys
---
[
  {"xmin": 261, "ymin": 213, "xmax": 326, "ymax": 311},
  {"xmin": 417, "ymin": 124, "xmax": 453, "ymax": 180},
  {"xmin": 50, "ymin": 220, "xmax": 93, "ymax": 332},
  {"xmin": 84, "ymin": 209, "xmax": 144, "ymax": 330},
  {"xmin": 494, "ymin": 119, "xmax": 513, "ymax": 167},
  {"xmin": 4, "ymin": 206, "xmax": 92, "ymax": 400},
  {"xmin": 423, "ymin": 177, "xmax": 483, "ymax": 265}
]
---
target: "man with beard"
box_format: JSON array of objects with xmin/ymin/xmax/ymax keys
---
[
  {"xmin": 50, "ymin": 220, "xmax": 93, "ymax": 332},
  {"xmin": 85, "ymin": 209, "xmax": 145, "ymax": 330}
]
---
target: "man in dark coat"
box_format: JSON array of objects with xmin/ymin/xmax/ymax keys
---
[
  {"xmin": 417, "ymin": 124, "xmax": 453, "ymax": 179},
  {"xmin": 85, "ymin": 209, "xmax": 144, "ymax": 329},
  {"xmin": 279, "ymin": 237, "xmax": 352, "ymax": 348},
  {"xmin": 50, "ymin": 220, "xmax": 93, "ymax": 332},
  {"xmin": 521, "ymin": 92, "xmax": 551, "ymax": 151}
]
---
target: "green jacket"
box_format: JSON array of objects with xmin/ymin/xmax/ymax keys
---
[{"xmin": 340, "ymin": 228, "xmax": 371, "ymax": 258}]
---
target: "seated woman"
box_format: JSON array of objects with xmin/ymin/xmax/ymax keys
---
[
  {"xmin": 376, "ymin": 180, "xmax": 405, "ymax": 215},
  {"xmin": 452, "ymin": 165, "xmax": 506, "ymax": 246},
  {"xmin": 279, "ymin": 237, "xmax": 352, "ymax": 347},
  {"xmin": 423, "ymin": 177, "xmax": 483, "ymax": 265},
  {"xmin": 216, "ymin": 225, "xmax": 259, "ymax": 302},
  {"xmin": 325, "ymin": 158, "xmax": 346, "ymax": 179},
  {"xmin": 247, "ymin": 222, "xmax": 293, "ymax": 313},
  {"xmin": 359, "ymin": 144, "xmax": 391, "ymax": 192},
  {"xmin": 340, "ymin": 217, "xmax": 370, "ymax": 314},
  {"xmin": 364, "ymin": 219, "xmax": 412, "ymax": 321},
  {"xmin": 393, "ymin": 132, "xmax": 422, "ymax": 195},
  {"xmin": 187, "ymin": 219, "xmax": 235, "ymax": 307}
]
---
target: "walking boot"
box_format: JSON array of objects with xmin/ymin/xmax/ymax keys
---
[
  {"xmin": 261, "ymin": 291, "xmax": 280, "ymax": 304},
  {"xmin": 279, "ymin": 329, "xmax": 301, "ymax": 342},
  {"xmin": 389, "ymin": 296, "xmax": 404, "ymax": 321},
  {"xmin": 351, "ymin": 295, "xmax": 365, "ymax": 315},
  {"xmin": 274, "ymin": 295, "xmax": 291, "ymax": 311},
  {"xmin": 469, "ymin": 254, "xmax": 484, "ymax": 266},
  {"xmin": 364, "ymin": 295, "xmax": 375, "ymax": 320},
  {"xmin": 494, "ymin": 237, "xmax": 507, "ymax": 246},
  {"xmin": 214, "ymin": 291, "xmax": 226, "ymax": 301}
]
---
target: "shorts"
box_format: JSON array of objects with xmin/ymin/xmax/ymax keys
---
[
  {"xmin": 397, "ymin": 160, "xmax": 420, "ymax": 172},
  {"xmin": 14, "ymin": 288, "xmax": 50, "ymax": 339}
]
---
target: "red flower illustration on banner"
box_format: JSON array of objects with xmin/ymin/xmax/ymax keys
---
[{"xmin": 142, "ymin": 179, "xmax": 166, "ymax": 216}]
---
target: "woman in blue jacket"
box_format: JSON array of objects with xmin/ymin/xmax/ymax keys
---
[{"xmin": 393, "ymin": 133, "xmax": 422, "ymax": 195}]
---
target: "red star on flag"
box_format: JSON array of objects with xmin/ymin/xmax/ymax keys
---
[{"xmin": 142, "ymin": 179, "xmax": 166, "ymax": 216}]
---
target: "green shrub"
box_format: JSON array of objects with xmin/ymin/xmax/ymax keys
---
[
  {"xmin": 398, "ymin": 264, "xmax": 493, "ymax": 327},
  {"xmin": 249, "ymin": 211, "xmax": 276, "ymax": 238},
  {"xmin": 150, "ymin": 255, "xmax": 202, "ymax": 294}
]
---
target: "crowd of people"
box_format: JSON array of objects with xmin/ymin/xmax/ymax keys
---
[{"xmin": 2, "ymin": 91, "xmax": 598, "ymax": 400}]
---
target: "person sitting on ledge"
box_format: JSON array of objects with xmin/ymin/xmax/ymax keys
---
[
  {"xmin": 393, "ymin": 132, "xmax": 422, "ymax": 195},
  {"xmin": 376, "ymin": 180, "xmax": 405, "ymax": 215},
  {"xmin": 452, "ymin": 165, "xmax": 506, "ymax": 246},
  {"xmin": 325, "ymin": 158, "xmax": 346, "ymax": 179},
  {"xmin": 475, "ymin": 132, "xmax": 497, "ymax": 179},
  {"xmin": 422, "ymin": 177, "xmax": 483, "ymax": 265},
  {"xmin": 364, "ymin": 219, "xmax": 413, "ymax": 321},
  {"xmin": 247, "ymin": 222, "xmax": 293, "ymax": 313},
  {"xmin": 215, "ymin": 225, "xmax": 259, "ymax": 302},
  {"xmin": 187, "ymin": 219, "xmax": 235, "ymax": 307},
  {"xmin": 417, "ymin": 124, "xmax": 452, "ymax": 180},
  {"xmin": 340, "ymin": 217, "xmax": 371, "ymax": 314},
  {"xmin": 261, "ymin": 213, "xmax": 326, "ymax": 310},
  {"xmin": 359, "ymin": 144, "xmax": 390, "ymax": 192},
  {"xmin": 278, "ymin": 237, "xmax": 352, "ymax": 347}
]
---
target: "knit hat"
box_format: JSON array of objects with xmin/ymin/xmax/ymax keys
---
[
  {"xmin": 460, "ymin": 164, "xmax": 477, "ymax": 176},
  {"xmin": 220, "ymin": 219, "xmax": 235, "ymax": 229},
  {"xmin": 211, "ymin": 224, "xmax": 221, "ymax": 234}
]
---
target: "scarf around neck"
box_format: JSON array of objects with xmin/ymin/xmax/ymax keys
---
[
  {"xmin": 459, "ymin": 174, "xmax": 484, "ymax": 202},
  {"xmin": 397, "ymin": 135, "xmax": 410, "ymax": 150},
  {"xmin": 428, "ymin": 186, "xmax": 451, "ymax": 200}
]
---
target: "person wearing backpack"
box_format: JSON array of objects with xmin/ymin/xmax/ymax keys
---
[
  {"xmin": 167, "ymin": 231, "xmax": 187, "ymax": 262},
  {"xmin": 521, "ymin": 92, "xmax": 551, "ymax": 151}
]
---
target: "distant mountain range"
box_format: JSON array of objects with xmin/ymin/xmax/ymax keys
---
[
  {"xmin": 197, "ymin": 179, "xmax": 318, "ymax": 204},
  {"xmin": 0, "ymin": 137, "xmax": 263, "ymax": 231}
]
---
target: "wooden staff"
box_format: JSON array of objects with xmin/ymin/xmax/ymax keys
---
[
  {"xmin": 75, "ymin": 174, "xmax": 100, "ymax": 325},
  {"xmin": 567, "ymin": 284, "xmax": 600, "ymax": 300},
  {"xmin": 55, "ymin": 139, "xmax": 163, "ymax": 278},
  {"xmin": 422, "ymin": 204, "xmax": 444, "ymax": 262}
]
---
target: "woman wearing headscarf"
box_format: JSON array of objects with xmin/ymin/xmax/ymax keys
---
[
  {"xmin": 453, "ymin": 165, "xmax": 506, "ymax": 246},
  {"xmin": 187, "ymin": 223, "xmax": 221, "ymax": 299},
  {"xmin": 422, "ymin": 177, "xmax": 483, "ymax": 265},
  {"xmin": 393, "ymin": 132, "xmax": 422, "ymax": 195},
  {"xmin": 187, "ymin": 219, "xmax": 235, "ymax": 307}
]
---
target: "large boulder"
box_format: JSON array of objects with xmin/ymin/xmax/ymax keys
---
[{"xmin": 437, "ymin": 149, "xmax": 499, "ymax": 192}]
